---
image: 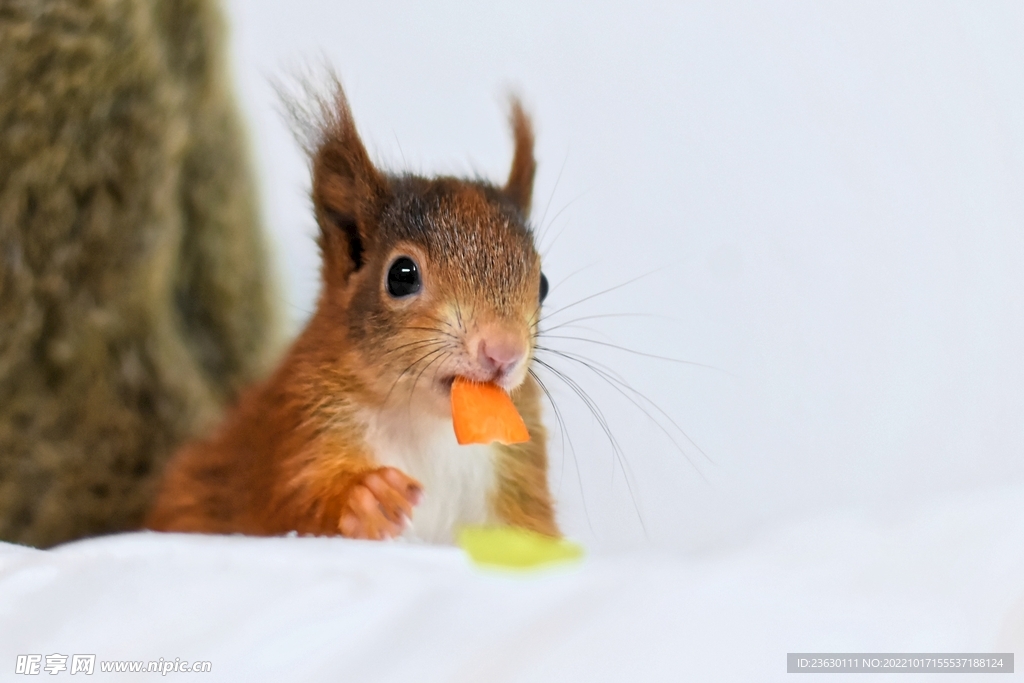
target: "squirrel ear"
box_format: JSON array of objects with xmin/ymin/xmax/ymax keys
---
[
  {"xmin": 305, "ymin": 81, "xmax": 386, "ymax": 277},
  {"xmin": 504, "ymin": 97, "xmax": 536, "ymax": 216},
  {"xmin": 310, "ymin": 83, "xmax": 383, "ymax": 223}
]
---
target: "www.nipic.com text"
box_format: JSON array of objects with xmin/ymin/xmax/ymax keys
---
[{"xmin": 15, "ymin": 654, "xmax": 212, "ymax": 675}]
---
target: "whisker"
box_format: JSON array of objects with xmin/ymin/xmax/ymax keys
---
[
  {"xmin": 379, "ymin": 338, "xmax": 447, "ymax": 357},
  {"xmin": 528, "ymin": 367, "xmax": 593, "ymax": 534},
  {"xmin": 544, "ymin": 261, "xmax": 599, "ymax": 301},
  {"xmin": 540, "ymin": 312, "xmax": 676, "ymax": 334},
  {"xmin": 419, "ymin": 313, "xmax": 459, "ymax": 332},
  {"xmin": 392, "ymin": 129, "xmax": 408, "ymax": 168},
  {"xmin": 399, "ymin": 325, "xmax": 461, "ymax": 343},
  {"xmin": 537, "ymin": 334, "xmax": 733, "ymax": 376},
  {"xmin": 406, "ymin": 347, "xmax": 450, "ymax": 409},
  {"xmin": 532, "ymin": 357, "xmax": 648, "ymax": 536},
  {"xmin": 539, "ymin": 268, "xmax": 667, "ymax": 324},
  {"xmin": 536, "ymin": 345, "xmax": 712, "ymax": 474},
  {"xmin": 454, "ymin": 300, "xmax": 465, "ymax": 333},
  {"xmin": 539, "ymin": 190, "xmax": 589, "ymax": 258},
  {"xmin": 536, "ymin": 147, "xmax": 569, "ymax": 244},
  {"xmin": 384, "ymin": 346, "xmax": 448, "ymax": 406},
  {"xmin": 430, "ymin": 352, "xmax": 454, "ymax": 385},
  {"xmin": 542, "ymin": 324, "xmax": 613, "ymax": 343}
]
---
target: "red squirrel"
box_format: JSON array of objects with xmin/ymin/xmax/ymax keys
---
[{"xmin": 146, "ymin": 81, "xmax": 557, "ymax": 543}]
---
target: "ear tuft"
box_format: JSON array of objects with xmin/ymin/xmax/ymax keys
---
[
  {"xmin": 504, "ymin": 96, "xmax": 536, "ymax": 215},
  {"xmin": 276, "ymin": 70, "xmax": 384, "ymax": 278},
  {"xmin": 307, "ymin": 75, "xmax": 384, "ymax": 217}
]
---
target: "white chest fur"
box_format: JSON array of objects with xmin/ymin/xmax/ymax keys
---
[{"xmin": 361, "ymin": 411, "xmax": 498, "ymax": 544}]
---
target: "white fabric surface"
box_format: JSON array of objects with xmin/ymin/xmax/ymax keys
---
[{"xmin": 1, "ymin": 483, "xmax": 1021, "ymax": 682}]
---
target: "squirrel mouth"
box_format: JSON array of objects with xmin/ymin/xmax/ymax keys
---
[
  {"xmin": 436, "ymin": 374, "xmax": 457, "ymax": 394},
  {"xmin": 439, "ymin": 369, "xmax": 523, "ymax": 395}
]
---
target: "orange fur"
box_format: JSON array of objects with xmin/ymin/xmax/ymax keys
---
[{"xmin": 495, "ymin": 376, "xmax": 558, "ymax": 536}]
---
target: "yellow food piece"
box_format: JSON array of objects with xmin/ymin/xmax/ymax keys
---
[
  {"xmin": 450, "ymin": 377, "xmax": 530, "ymax": 445},
  {"xmin": 458, "ymin": 526, "xmax": 585, "ymax": 570}
]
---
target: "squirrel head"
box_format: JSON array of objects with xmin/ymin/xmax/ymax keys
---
[{"xmin": 300, "ymin": 82, "xmax": 547, "ymax": 417}]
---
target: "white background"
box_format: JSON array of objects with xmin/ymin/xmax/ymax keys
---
[{"xmin": 221, "ymin": 1, "xmax": 1024, "ymax": 552}]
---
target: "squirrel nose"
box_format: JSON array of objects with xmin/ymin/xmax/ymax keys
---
[{"xmin": 476, "ymin": 329, "xmax": 527, "ymax": 379}]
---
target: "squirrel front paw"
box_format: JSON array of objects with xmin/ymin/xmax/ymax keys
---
[{"xmin": 339, "ymin": 467, "xmax": 422, "ymax": 540}]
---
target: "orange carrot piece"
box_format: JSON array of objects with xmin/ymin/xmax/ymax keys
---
[{"xmin": 451, "ymin": 377, "xmax": 530, "ymax": 445}]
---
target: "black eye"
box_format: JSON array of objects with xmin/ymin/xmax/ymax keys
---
[
  {"xmin": 386, "ymin": 257, "xmax": 421, "ymax": 298},
  {"xmin": 539, "ymin": 272, "xmax": 549, "ymax": 303}
]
